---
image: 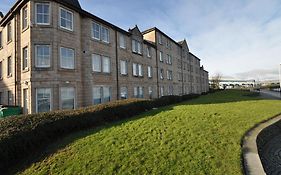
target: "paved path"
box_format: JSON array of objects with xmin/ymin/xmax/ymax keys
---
[
  {"xmin": 260, "ymin": 90, "xmax": 281, "ymax": 100},
  {"xmin": 261, "ymin": 134, "xmax": 281, "ymax": 175}
]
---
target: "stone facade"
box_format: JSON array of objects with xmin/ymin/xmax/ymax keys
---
[{"xmin": 0, "ymin": 0, "xmax": 209, "ymax": 114}]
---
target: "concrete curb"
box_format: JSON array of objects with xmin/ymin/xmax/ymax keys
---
[{"xmin": 242, "ymin": 115, "xmax": 281, "ymax": 175}]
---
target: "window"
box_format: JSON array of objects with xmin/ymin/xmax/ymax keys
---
[
  {"xmin": 93, "ymin": 86, "xmax": 111, "ymax": 104},
  {"xmin": 167, "ymin": 70, "xmax": 173, "ymax": 80},
  {"xmin": 120, "ymin": 87, "xmax": 128, "ymax": 99},
  {"xmin": 92, "ymin": 54, "xmax": 101, "ymax": 72},
  {"xmin": 0, "ymin": 31, "xmax": 2, "ymax": 48},
  {"xmin": 92, "ymin": 54, "xmax": 111, "ymax": 73},
  {"xmin": 147, "ymin": 47, "xmax": 151, "ymax": 58},
  {"xmin": 102, "ymin": 56, "xmax": 110, "ymax": 73},
  {"xmin": 160, "ymin": 69, "xmax": 164, "ymax": 80},
  {"xmin": 119, "ymin": 34, "xmax": 126, "ymax": 49},
  {"xmin": 60, "ymin": 8, "xmax": 73, "ymax": 31},
  {"xmin": 132, "ymin": 63, "xmax": 142, "ymax": 77},
  {"xmin": 103, "ymin": 87, "xmax": 111, "ymax": 103},
  {"xmin": 168, "ymin": 86, "xmax": 173, "ymax": 95},
  {"xmin": 93, "ymin": 87, "xmax": 101, "ymax": 104},
  {"xmin": 22, "ymin": 6, "xmax": 28, "ymax": 29},
  {"xmin": 158, "ymin": 34, "xmax": 162, "ymax": 44},
  {"xmin": 92, "ymin": 22, "xmax": 100, "ymax": 40},
  {"xmin": 60, "ymin": 47, "xmax": 74, "ymax": 69},
  {"xmin": 101, "ymin": 26, "xmax": 110, "ymax": 43},
  {"xmin": 138, "ymin": 64, "xmax": 143, "ymax": 77},
  {"xmin": 35, "ymin": 3, "xmax": 50, "ymax": 25},
  {"xmin": 0, "ymin": 61, "xmax": 2, "ymax": 78},
  {"xmin": 120, "ymin": 60, "xmax": 128, "ymax": 75},
  {"xmin": 178, "ymin": 72, "xmax": 182, "ymax": 81},
  {"xmin": 23, "ymin": 47, "xmax": 28, "ymax": 70},
  {"xmin": 160, "ymin": 86, "xmax": 164, "ymax": 97},
  {"xmin": 132, "ymin": 40, "xmax": 142, "ymax": 54},
  {"xmin": 159, "ymin": 51, "xmax": 163, "ymax": 62},
  {"xmin": 35, "ymin": 45, "xmax": 51, "ymax": 68},
  {"xmin": 148, "ymin": 86, "xmax": 153, "ymax": 99},
  {"xmin": 148, "ymin": 66, "xmax": 152, "ymax": 78},
  {"xmin": 36, "ymin": 88, "xmax": 51, "ymax": 113},
  {"xmin": 7, "ymin": 57, "xmax": 12, "ymax": 77},
  {"xmin": 7, "ymin": 23, "xmax": 12, "ymax": 42},
  {"xmin": 134, "ymin": 87, "xmax": 143, "ymax": 98},
  {"xmin": 8, "ymin": 91, "xmax": 13, "ymax": 105},
  {"xmin": 60, "ymin": 87, "xmax": 75, "ymax": 109},
  {"xmin": 167, "ymin": 55, "xmax": 172, "ymax": 65},
  {"xmin": 133, "ymin": 63, "xmax": 138, "ymax": 76}
]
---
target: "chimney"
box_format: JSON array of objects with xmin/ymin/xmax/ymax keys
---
[{"xmin": 0, "ymin": 12, "xmax": 3, "ymax": 21}]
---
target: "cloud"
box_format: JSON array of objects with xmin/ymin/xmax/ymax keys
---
[{"xmin": 235, "ymin": 68, "xmax": 280, "ymax": 81}]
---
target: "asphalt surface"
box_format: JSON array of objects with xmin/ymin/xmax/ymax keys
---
[{"xmin": 259, "ymin": 90, "xmax": 281, "ymax": 100}]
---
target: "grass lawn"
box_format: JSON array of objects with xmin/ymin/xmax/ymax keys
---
[{"xmin": 20, "ymin": 90, "xmax": 281, "ymax": 175}]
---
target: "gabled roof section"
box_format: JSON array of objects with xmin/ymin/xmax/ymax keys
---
[
  {"xmin": 142, "ymin": 27, "xmax": 182, "ymax": 47},
  {"xmin": 177, "ymin": 39, "xmax": 189, "ymax": 51},
  {"xmin": 129, "ymin": 25, "xmax": 143, "ymax": 38},
  {"xmin": 189, "ymin": 52, "xmax": 201, "ymax": 61}
]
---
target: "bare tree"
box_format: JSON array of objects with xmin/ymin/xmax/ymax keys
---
[{"xmin": 211, "ymin": 73, "xmax": 223, "ymax": 89}]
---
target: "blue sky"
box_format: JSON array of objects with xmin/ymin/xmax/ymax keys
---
[{"xmin": 1, "ymin": 0, "xmax": 281, "ymax": 80}]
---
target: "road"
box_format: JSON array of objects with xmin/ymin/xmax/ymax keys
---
[{"xmin": 259, "ymin": 90, "xmax": 281, "ymax": 100}]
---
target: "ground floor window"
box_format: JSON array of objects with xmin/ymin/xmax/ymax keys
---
[
  {"xmin": 36, "ymin": 88, "xmax": 51, "ymax": 113},
  {"xmin": 93, "ymin": 86, "xmax": 111, "ymax": 105},
  {"xmin": 160, "ymin": 86, "xmax": 164, "ymax": 97},
  {"xmin": 120, "ymin": 87, "xmax": 128, "ymax": 99},
  {"xmin": 133, "ymin": 86, "xmax": 144, "ymax": 98},
  {"xmin": 148, "ymin": 86, "xmax": 153, "ymax": 99},
  {"xmin": 60, "ymin": 87, "xmax": 75, "ymax": 109}
]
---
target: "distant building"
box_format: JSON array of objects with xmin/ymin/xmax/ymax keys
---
[{"xmin": 0, "ymin": 0, "xmax": 209, "ymax": 114}]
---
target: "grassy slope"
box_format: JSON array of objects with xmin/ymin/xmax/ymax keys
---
[{"xmin": 21, "ymin": 90, "xmax": 281, "ymax": 175}]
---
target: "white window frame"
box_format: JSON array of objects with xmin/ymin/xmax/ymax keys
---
[
  {"xmin": 119, "ymin": 34, "xmax": 126, "ymax": 49},
  {"xmin": 120, "ymin": 60, "xmax": 128, "ymax": 75},
  {"xmin": 22, "ymin": 46, "xmax": 28, "ymax": 70},
  {"xmin": 35, "ymin": 3, "xmax": 50, "ymax": 25},
  {"xmin": 92, "ymin": 86, "xmax": 111, "ymax": 104},
  {"xmin": 92, "ymin": 22, "xmax": 101, "ymax": 40},
  {"xmin": 7, "ymin": 22, "xmax": 12, "ymax": 42},
  {"xmin": 160, "ymin": 69, "xmax": 164, "ymax": 80},
  {"xmin": 101, "ymin": 26, "xmax": 110, "ymax": 43},
  {"xmin": 60, "ymin": 47, "xmax": 75, "ymax": 69},
  {"xmin": 36, "ymin": 88, "xmax": 52, "ymax": 113},
  {"xmin": 102, "ymin": 56, "xmax": 111, "ymax": 73},
  {"xmin": 60, "ymin": 87, "xmax": 76, "ymax": 110},
  {"xmin": 120, "ymin": 87, "xmax": 128, "ymax": 99},
  {"xmin": 22, "ymin": 6, "xmax": 28, "ymax": 30},
  {"xmin": 7, "ymin": 56, "xmax": 12, "ymax": 77},
  {"xmin": 158, "ymin": 34, "xmax": 162, "ymax": 45},
  {"xmin": 133, "ymin": 63, "xmax": 138, "ymax": 76},
  {"xmin": 59, "ymin": 7, "xmax": 73, "ymax": 31},
  {"xmin": 159, "ymin": 51, "xmax": 163, "ymax": 62},
  {"xmin": 138, "ymin": 64, "xmax": 143, "ymax": 77},
  {"xmin": 92, "ymin": 54, "xmax": 102, "ymax": 72},
  {"xmin": 35, "ymin": 45, "xmax": 51, "ymax": 68},
  {"xmin": 148, "ymin": 66, "xmax": 152, "ymax": 78},
  {"xmin": 132, "ymin": 40, "xmax": 142, "ymax": 54},
  {"xmin": 147, "ymin": 47, "xmax": 151, "ymax": 58}
]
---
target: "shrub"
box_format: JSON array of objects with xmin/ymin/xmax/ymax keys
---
[{"xmin": 0, "ymin": 94, "xmax": 201, "ymax": 174}]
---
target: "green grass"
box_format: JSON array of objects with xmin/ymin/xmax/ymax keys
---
[{"xmin": 20, "ymin": 90, "xmax": 281, "ymax": 175}]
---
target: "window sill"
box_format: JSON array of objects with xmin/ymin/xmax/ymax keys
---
[
  {"xmin": 22, "ymin": 26, "xmax": 29, "ymax": 33},
  {"xmin": 92, "ymin": 72, "xmax": 112, "ymax": 75},
  {"xmin": 34, "ymin": 67, "xmax": 52, "ymax": 71},
  {"xmin": 22, "ymin": 68, "xmax": 29, "ymax": 73},
  {"xmin": 7, "ymin": 40, "xmax": 12, "ymax": 45},
  {"xmin": 7, "ymin": 74, "xmax": 12, "ymax": 78},
  {"xmin": 59, "ymin": 68, "xmax": 76, "ymax": 72},
  {"xmin": 91, "ymin": 38, "xmax": 110, "ymax": 45},
  {"xmin": 34, "ymin": 23, "xmax": 52, "ymax": 28},
  {"xmin": 120, "ymin": 74, "xmax": 128, "ymax": 77},
  {"xmin": 132, "ymin": 52, "xmax": 143, "ymax": 56},
  {"xmin": 59, "ymin": 27, "xmax": 74, "ymax": 34}
]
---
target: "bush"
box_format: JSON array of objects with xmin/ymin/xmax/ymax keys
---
[{"xmin": 0, "ymin": 94, "xmax": 201, "ymax": 174}]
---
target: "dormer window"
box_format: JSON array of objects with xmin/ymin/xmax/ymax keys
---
[{"xmin": 132, "ymin": 40, "xmax": 142, "ymax": 54}]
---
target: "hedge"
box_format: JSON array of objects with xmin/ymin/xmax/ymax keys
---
[{"xmin": 0, "ymin": 94, "xmax": 200, "ymax": 174}]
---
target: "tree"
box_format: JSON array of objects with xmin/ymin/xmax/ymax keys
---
[{"xmin": 211, "ymin": 73, "xmax": 222, "ymax": 89}]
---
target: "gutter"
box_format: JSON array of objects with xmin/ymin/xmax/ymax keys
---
[
  {"xmin": 14, "ymin": 14, "xmax": 17, "ymax": 106},
  {"xmin": 115, "ymin": 30, "xmax": 119, "ymax": 100}
]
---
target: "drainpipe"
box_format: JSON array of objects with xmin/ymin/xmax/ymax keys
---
[
  {"xmin": 155, "ymin": 36, "xmax": 159, "ymax": 98},
  {"xmin": 181, "ymin": 48, "xmax": 184, "ymax": 94},
  {"xmin": 14, "ymin": 14, "xmax": 17, "ymax": 106},
  {"xmin": 115, "ymin": 30, "xmax": 119, "ymax": 100}
]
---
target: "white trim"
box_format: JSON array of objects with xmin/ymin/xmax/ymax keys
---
[
  {"xmin": 60, "ymin": 47, "xmax": 75, "ymax": 69},
  {"xmin": 35, "ymin": 2, "xmax": 51, "ymax": 25},
  {"xmin": 36, "ymin": 88, "xmax": 52, "ymax": 113},
  {"xmin": 59, "ymin": 7, "xmax": 74, "ymax": 31},
  {"xmin": 35, "ymin": 44, "xmax": 51, "ymax": 68}
]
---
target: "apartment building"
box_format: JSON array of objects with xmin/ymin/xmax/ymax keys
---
[{"xmin": 0, "ymin": 0, "xmax": 209, "ymax": 114}]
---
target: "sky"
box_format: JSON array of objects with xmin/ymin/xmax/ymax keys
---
[{"xmin": 1, "ymin": 0, "xmax": 281, "ymax": 81}]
